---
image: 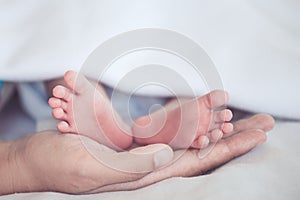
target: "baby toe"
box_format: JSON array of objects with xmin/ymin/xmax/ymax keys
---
[
  {"xmin": 201, "ymin": 90, "xmax": 229, "ymax": 110},
  {"xmin": 214, "ymin": 109, "xmax": 233, "ymax": 122},
  {"xmin": 48, "ymin": 97, "xmax": 62, "ymax": 108},
  {"xmin": 222, "ymin": 123, "xmax": 234, "ymax": 134},
  {"xmin": 57, "ymin": 121, "xmax": 72, "ymax": 133},
  {"xmin": 53, "ymin": 85, "xmax": 73, "ymax": 102},
  {"xmin": 52, "ymin": 108, "xmax": 67, "ymax": 120},
  {"xmin": 64, "ymin": 70, "xmax": 90, "ymax": 94},
  {"xmin": 209, "ymin": 129, "xmax": 223, "ymax": 143},
  {"xmin": 191, "ymin": 135, "xmax": 209, "ymax": 149}
]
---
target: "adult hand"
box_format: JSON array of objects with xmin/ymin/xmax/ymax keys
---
[
  {"xmin": 0, "ymin": 114, "xmax": 274, "ymax": 195},
  {"xmin": 1, "ymin": 131, "xmax": 173, "ymax": 195},
  {"xmin": 88, "ymin": 114, "xmax": 275, "ymax": 193}
]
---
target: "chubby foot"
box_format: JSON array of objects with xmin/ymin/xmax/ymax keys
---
[
  {"xmin": 48, "ymin": 71, "xmax": 132, "ymax": 150},
  {"xmin": 132, "ymin": 90, "xmax": 233, "ymax": 149}
]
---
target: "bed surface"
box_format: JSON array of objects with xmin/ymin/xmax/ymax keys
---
[{"xmin": 0, "ymin": 94, "xmax": 299, "ymax": 200}]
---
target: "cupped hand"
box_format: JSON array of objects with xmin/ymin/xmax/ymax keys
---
[
  {"xmin": 4, "ymin": 114, "xmax": 274, "ymax": 195},
  {"xmin": 6, "ymin": 131, "xmax": 173, "ymax": 194}
]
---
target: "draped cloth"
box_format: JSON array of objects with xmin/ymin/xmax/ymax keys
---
[{"xmin": 0, "ymin": 0, "xmax": 299, "ymax": 119}]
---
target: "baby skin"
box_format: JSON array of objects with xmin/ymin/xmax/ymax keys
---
[{"xmin": 48, "ymin": 71, "xmax": 233, "ymax": 150}]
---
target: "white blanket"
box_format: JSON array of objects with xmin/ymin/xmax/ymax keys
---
[{"xmin": 0, "ymin": 0, "xmax": 300, "ymax": 119}]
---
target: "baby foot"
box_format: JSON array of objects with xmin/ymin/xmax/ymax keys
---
[
  {"xmin": 132, "ymin": 90, "xmax": 233, "ymax": 149},
  {"xmin": 48, "ymin": 71, "xmax": 132, "ymax": 150}
]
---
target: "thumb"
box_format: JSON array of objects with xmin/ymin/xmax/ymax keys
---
[
  {"xmin": 86, "ymin": 140, "xmax": 174, "ymax": 174},
  {"xmin": 128, "ymin": 144, "xmax": 174, "ymax": 172}
]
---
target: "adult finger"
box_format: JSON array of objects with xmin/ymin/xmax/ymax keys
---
[
  {"xmin": 224, "ymin": 114, "xmax": 275, "ymax": 138},
  {"xmin": 88, "ymin": 129, "xmax": 266, "ymax": 193}
]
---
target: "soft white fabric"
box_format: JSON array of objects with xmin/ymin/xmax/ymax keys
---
[{"xmin": 0, "ymin": 0, "xmax": 299, "ymax": 119}]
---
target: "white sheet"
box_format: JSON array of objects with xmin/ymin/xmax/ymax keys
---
[{"xmin": 0, "ymin": 0, "xmax": 300, "ymax": 119}]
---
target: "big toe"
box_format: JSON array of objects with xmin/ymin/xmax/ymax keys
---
[
  {"xmin": 64, "ymin": 70, "xmax": 90, "ymax": 94},
  {"xmin": 201, "ymin": 90, "xmax": 229, "ymax": 110}
]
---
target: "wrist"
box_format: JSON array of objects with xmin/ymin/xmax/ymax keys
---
[
  {"xmin": 0, "ymin": 136, "xmax": 44, "ymax": 195},
  {"xmin": 0, "ymin": 140, "xmax": 16, "ymax": 195}
]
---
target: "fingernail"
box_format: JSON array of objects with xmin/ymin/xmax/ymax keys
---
[
  {"xmin": 199, "ymin": 136, "xmax": 209, "ymax": 148},
  {"xmin": 153, "ymin": 146, "xmax": 173, "ymax": 169}
]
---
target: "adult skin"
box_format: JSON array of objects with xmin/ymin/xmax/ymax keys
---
[{"xmin": 0, "ymin": 114, "xmax": 274, "ymax": 195}]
